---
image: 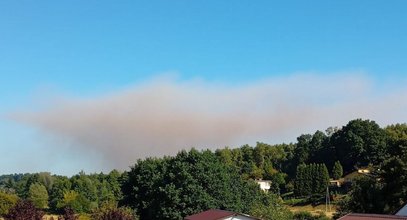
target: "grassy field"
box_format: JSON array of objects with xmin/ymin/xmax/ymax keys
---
[
  {"xmin": 283, "ymin": 196, "xmax": 338, "ymax": 219},
  {"xmin": 43, "ymin": 215, "xmax": 60, "ymax": 220},
  {"xmin": 287, "ymin": 203, "xmax": 337, "ymax": 218}
]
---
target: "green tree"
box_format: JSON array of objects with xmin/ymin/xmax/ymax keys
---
[
  {"xmin": 336, "ymin": 144, "xmax": 407, "ymax": 216},
  {"xmin": 331, "ymin": 119, "xmax": 388, "ymax": 173},
  {"xmin": 106, "ymin": 170, "xmax": 123, "ymax": 202},
  {"xmin": 380, "ymin": 156, "xmax": 407, "ymax": 213},
  {"xmin": 15, "ymin": 173, "xmax": 39, "ymax": 198},
  {"xmin": 98, "ymin": 180, "xmax": 114, "ymax": 204},
  {"xmin": 215, "ymin": 148, "xmax": 233, "ymax": 167},
  {"xmin": 264, "ymin": 143, "xmax": 289, "ymax": 171},
  {"xmin": 250, "ymin": 193, "xmax": 293, "ymax": 220},
  {"xmin": 249, "ymin": 163, "xmax": 264, "ymax": 179},
  {"xmin": 253, "ymin": 143, "xmax": 266, "ymax": 168},
  {"xmin": 57, "ymin": 190, "xmax": 91, "ymax": 214},
  {"xmin": 269, "ymin": 172, "xmax": 286, "ymax": 194},
  {"xmin": 294, "ymin": 163, "xmax": 329, "ymax": 197},
  {"xmin": 332, "ymin": 161, "xmax": 343, "ymax": 180},
  {"xmin": 385, "ymin": 123, "xmax": 407, "ymax": 157},
  {"xmin": 336, "ymin": 176, "xmax": 385, "ymax": 215},
  {"xmin": 37, "ymin": 172, "xmax": 54, "ymax": 192},
  {"xmin": 49, "ymin": 176, "xmax": 72, "ymax": 212},
  {"xmin": 313, "ymin": 164, "xmax": 329, "ymax": 194},
  {"xmin": 294, "ymin": 164, "xmax": 307, "ymax": 197},
  {"xmin": 28, "ymin": 183, "xmax": 49, "ymax": 209},
  {"xmin": 0, "ymin": 191, "xmax": 19, "ymax": 216},
  {"xmin": 309, "ymin": 131, "xmax": 328, "ymax": 164},
  {"xmin": 70, "ymin": 172, "xmax": 98, "ymax": 211},
  {"xmin": 294, "ymin": 134, "xmax": 312, "ymax": 166},
  {"xmin": 122, "ymin": 149, "xmax": 269, "ymax": 220}
]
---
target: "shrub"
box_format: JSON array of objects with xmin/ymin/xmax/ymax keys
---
[
  {"xmin": 62, "ymin": 207, "xmax": 78, "ymax": 220},
  {"xmin": 4, "ymin": 200, "xmax": 44, "ymax": 220},
  {"xmin": 0, "ymin": 191, "xmax": 19, "ymax": 216},
  {"xmin": 293, "ymin": 211, "xmax": 330, "ymax": 220},
  {"xmin": 91, "ymin": 202, "xmax": 136, "ymax": 220}
]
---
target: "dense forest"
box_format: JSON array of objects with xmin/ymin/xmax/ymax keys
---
[{"xmin": 0, "ymin": 119, "xmax": 406, "ymax": 220}]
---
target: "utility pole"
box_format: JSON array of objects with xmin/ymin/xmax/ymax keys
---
[{"xmin": 325, "ymin": 186, "xmax": 331, "ymax": 213}]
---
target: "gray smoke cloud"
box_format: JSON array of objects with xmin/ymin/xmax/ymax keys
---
[{"xmin": 9, "ymin": 73, "xmax": 407, "ymax": 170}]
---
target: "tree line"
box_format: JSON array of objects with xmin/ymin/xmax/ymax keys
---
[{"xmin": 0, "ymin": 119, "xmax": 405, "ymax": 219}]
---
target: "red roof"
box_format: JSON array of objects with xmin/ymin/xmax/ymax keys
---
[
  {"xmin": 184, "ymin": 209, "xmax": 236, "ymax": 220},
  {"xmin": 339, "ymin": 213, "xmax": 407, "ymax": 220}
]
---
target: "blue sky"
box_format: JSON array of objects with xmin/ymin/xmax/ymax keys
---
[{"xmin": 1, "ymin": 1, "xmax": 406, "ymax": 175}]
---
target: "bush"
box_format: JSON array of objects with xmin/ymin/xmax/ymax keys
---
[
  {"xmin": 62, "ymin": 207, "xmax": 78, "ymax": 220},
  {"xmin": 4, "ymin": 200, "xmax": 44, "ymax": 220},
  {"xmin": 293, "ymin": 211, "xmax": 330, "ymax": 220},
  {"xmin": 0, "ymin": 191, "xmax": 19, "ymax": 216},
  {"xmin": 250, "ymin": 194, "xmax": 293, "ymax": 220},
  {"xmin": 91, "ymin": 202, "xmax": 136, "ymax": 220}
]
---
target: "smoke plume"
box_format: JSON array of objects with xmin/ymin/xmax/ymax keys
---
[{"xmin": 9, "ymin": 73, "xmax": 407, "ymax": 170}]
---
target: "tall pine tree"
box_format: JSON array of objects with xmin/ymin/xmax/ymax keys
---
[
  {"xmin": 294, "ymin": 163, "xmax": 329, "ymax": 197},
  {"xmin": 332, "ymin": 161, "xmax": 343, "ymax": 180}
]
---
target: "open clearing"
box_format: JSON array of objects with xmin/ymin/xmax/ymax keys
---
[{"xmin": 287, "ymin": 204, "xmax": 337, "ymax": 218}]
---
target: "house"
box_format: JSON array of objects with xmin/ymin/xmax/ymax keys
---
[
  {"xmin": 329, "ymin": 180, "xmax": 341, "ymax": 187},
  {"xmin": 338, "ymin": 203, "xmax": 407, "ymax": 220},
  {"xmin": 338, "ymin": 213, "xmax": 407, "ymax": 220},
  {"xmin": 254, "ymin": 179, "xmax": 272, "ymax": 192},
  {"xmin": 184, "ymin": 209, "xmax": 261, "ymax": 220},
  {"xmin": 357, "ymin": 169, "xmax": 370, "ymax": 174}
]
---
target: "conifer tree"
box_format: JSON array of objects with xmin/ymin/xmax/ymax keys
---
[
  {"xmin": 294, "ymin": 164, "xmax": 306, "ymax": 197},
  {"xmin": 304, "ymin": 164, "xmax": 312, "ymax": 196},
  {"xmin": 332, "ymin": 161, "xmax": 343, "ymax": 180},
  {"xmin": 294, "ymin": 163, "xmax": 330, "ymax": 197}
]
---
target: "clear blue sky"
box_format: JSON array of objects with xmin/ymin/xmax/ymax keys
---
[{"xmin": 0, "ymin": 1, "xmax": 406, "ymax": 175}]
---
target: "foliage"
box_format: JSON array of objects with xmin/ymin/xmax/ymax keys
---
[
  {"xmin": 293, "ymin": 211, "xmax": 330, "ymax": 220},
  {"xmin": 49, "ymin": 176, "xmax": 72, "ymax": 212},
  {"xmin": 332, "ymin": 161, "xmax": 343, "ymax": 180},
  {"xmin": 4, "ymin": 199, "xmax": 44, "ymax": 220},
  {"xmin": 0, "ymin": 191, "xmax": 19, "ymax": 216},
  {"xmin": 91, "ymin": 201, "xmax": 137, "ymax": 220},
  {"xmin": 249, "ymin": 193, "xmax": 293, "ymax": 220},
  {"xmin": 122, "ymin": 149, "xmax": 267, "ymax": 220},
  {"xmin": 70, "ymin": 172, "xmax": 98, "ymax": 211},
  {"xmin": 62, "ymin": 207, "xmax": 79, "ymax": 220},
  {"xmin": 336, "ymin": 123, "xmax": 407, "ymax": 216},
  {"xmin": 57, "ymin": 190, "xmax": 92, "ymax": 214},
  {"xmin": 330, "ymin": 119, "xmax": 388, "ymax": 173},
  {"xmin": 379, "ymin": 155, "xmax": 407, "ymax": 213},
  {"xmin": 2, "ymin": 119, "xmax": 407, "ymax": 218},
  {"xmin": 294, "ymin": 163, "xmax": 329, "ymax": 197},
  {"xmin": 336, "ymin": 176, "xmax": 385, "ymax": 216},
  {"xmin": 28, "ymin": 183, "xmax": 49, "ymax": 209}
]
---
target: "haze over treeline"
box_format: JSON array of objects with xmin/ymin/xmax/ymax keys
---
[
  {"xmin": 7, "ymin": 74, "xmax": 407, "ymax": 173},
  {"xmin": 1, "ymin": 119, "xmax": 406, "ymax": 219}
]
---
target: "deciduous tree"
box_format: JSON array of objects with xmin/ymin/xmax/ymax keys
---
[
  {"xmin": 0, "ymin": 191, "xmax": 18, "ymax": 216},
  {"xmin": 28, "ymin": 183, "xmax": 49, "ymax": 209}
]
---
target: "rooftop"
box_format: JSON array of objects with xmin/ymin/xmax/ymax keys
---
[{"xmin": 339, "ymin": 213, "xmax": 407, "ymax": 220}]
